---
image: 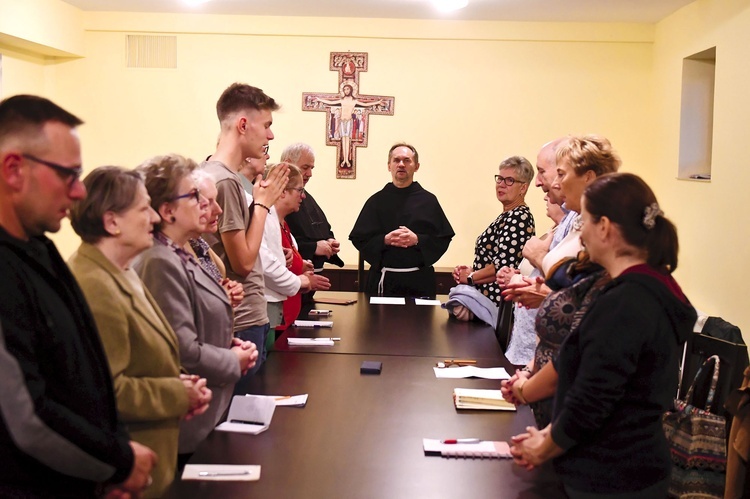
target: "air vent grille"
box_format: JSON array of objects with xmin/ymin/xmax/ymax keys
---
[{"xmin": 126, "ymin": 35, "xmax": 177, "ymax": 69}]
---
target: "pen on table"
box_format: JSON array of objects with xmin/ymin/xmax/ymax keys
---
[
  {"xmin": 229, "ymin": 419, "xmax": 265, "ymax": 425},
  {"xmin": 297, "ymin": 324, "xmax": 332, "ymax": 328},
  {"xmin": 198, "ymin": 471, "xmax": 250, "ymax": 477},
  {"xmin": 274, "ymin": 396, "xmax": 291, "ymax": 400},
  {"xmin": 302, "ymin": 337, "xmax": 340, "ymax": 341},
  {"xmin": 442, "ymin": 438, "xmax": 482, "ymax": 444},
  {"xmin": 443, "ymin": 359, "xmax": 477, "ymax": 365}
]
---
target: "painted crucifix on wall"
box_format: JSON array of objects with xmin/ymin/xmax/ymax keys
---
[{"xmin": 302, "ymin": 52, "xmax": 395, "ymax": 179}]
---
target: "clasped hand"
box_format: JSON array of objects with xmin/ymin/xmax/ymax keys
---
[
  {"xmin": 452, "ymin": 265, "xmax": 471, "ymax": 284},
  {"xmin": 384, "ymin": 226, "xmax": 418, "ymax": 248},
  {"xmin": 315, "ymin": 238, "xmax": 341, "ymax": 258},
  {"xmin": 180, "ymin": 374, "xmax": 212, "ymax": 421},
  {"xmin": 230, "ymin": 337, "xmax": 258, "ymax": 375},
  {"xmin": 495, "ymin": 266, "xmax": 521, "ymax": 288},
  {"xmin": 500, "ymin": 370, "xmax": 529, "ymax": 405},
  {"xmin": 221, "ymin": 278, "xmax": 244, "ymax": 308}
]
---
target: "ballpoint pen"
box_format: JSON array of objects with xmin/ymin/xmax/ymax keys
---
[
  {"xmin": 309, "ymin": 310, "xmax": 332, "ymax": 316},
  {"xmin": 198, "ymin": 471, "xmax": 251, "ymax": 476},
  {"xmin": 229, "ymin": 419, "xmax": 265, "ymax": 425},
  {"xmin": 292, "ymin": 337, "xmax": 340, "ymax": 341},
  {"xmin": 443, "ymin": 359, "xmax": 476, "ymax": 365},
  {"xmin": 441, "ymin": 438, "xmax": 482, "ymax": 444}
]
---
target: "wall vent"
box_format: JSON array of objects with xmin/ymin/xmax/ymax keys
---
[{"xmin": 126, "ymin": 35, "xmax": 177, "ymax": 69}]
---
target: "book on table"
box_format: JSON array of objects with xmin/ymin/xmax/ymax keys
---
[
  {"xmin": 422, "ymin": 438, "xmax": 512, "ymax": 459},
  {"xmin": 453, "ymin": 388, "xmax": 516, "ymax": 411}
]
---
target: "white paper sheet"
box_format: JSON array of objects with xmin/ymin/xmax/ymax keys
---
[
  {"xmin": 369, "ymin": 297, "xmax": 406, "ymax": 305},
  {"xmin": 415, "ymin": 298, "xmax": 441, "ymax": 306},
  {"xmin": 182, "ymin": 464, "xmax": 260, "ymax": 481},
  {"xmin": 433, "ymin": 366, "xmax": 510, "ymax": 380}
]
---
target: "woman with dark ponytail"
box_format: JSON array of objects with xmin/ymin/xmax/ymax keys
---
[{"xmin": 509, "ymin": 173, "xmax": 697, "ymax": 499}]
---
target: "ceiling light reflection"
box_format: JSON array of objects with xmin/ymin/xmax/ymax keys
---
[{"xmin": 432, "ymin": 0, "xmax": 469, "ymax": 13}]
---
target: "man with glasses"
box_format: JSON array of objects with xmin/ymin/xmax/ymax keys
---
[
  {"xmin": 349, "ymin": 143, "xmax": 454, "ymax": 297},
  {"xmin": 282, "ymin": 143, "xmax": 344, "ymax": 306},
  {"xmin": 201, "ymin": 83, "xmax": 288, "ymax": 380},
  {"xmin": 0, "ymin": 95, "xmax": 155, "ymax": 496}
]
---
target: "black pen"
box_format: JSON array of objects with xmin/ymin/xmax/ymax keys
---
[{"xmin": 230, "ymin": 419, "xmax": 265, "ymax": 425}]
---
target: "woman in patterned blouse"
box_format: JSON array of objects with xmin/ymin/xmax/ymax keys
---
[{"xmin": 452, "ymin": 156, "xmax": 536, "ymax": 305}]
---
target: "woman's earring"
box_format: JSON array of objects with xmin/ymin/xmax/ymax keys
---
[
  {"xmin": 114, "ymin": 229, "xmax": 121, "ymax": 236},
  {"xmin": 170, "ymin": 216, "xmax": 176, "ymax": 223}
]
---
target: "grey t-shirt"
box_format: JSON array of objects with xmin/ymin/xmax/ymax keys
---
[{"xmin": 201, "ymin": 160, "xmax": 267, "ymax": 329}]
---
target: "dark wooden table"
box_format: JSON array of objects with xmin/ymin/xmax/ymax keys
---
[
  {"xmin": 166, "ymin": 292, "xmax": 565, "ymax": 498},
  {"xmin": 274, "ymin": 292, "xmax": 506, "ymax": 361}
]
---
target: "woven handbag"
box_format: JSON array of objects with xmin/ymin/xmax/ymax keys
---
[{"xmin": 663, "ymin": 355, "xmax": 727, "ymax": 498}]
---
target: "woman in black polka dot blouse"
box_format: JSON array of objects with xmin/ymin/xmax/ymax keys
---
[{"xmin": 453, "ymin": 156, "xmax": 536, "ymax": 304}]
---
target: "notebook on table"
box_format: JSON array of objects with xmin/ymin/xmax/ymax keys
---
[
  {"xmin": 453, "ymin": 388, "xmax": 517, "ymax": 411},
  {"xmin": 422, "ymin": 439, "xmax": 512, "ymax": 459}
]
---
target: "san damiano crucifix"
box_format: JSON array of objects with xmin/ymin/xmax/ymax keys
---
[{"xmin": 302, "ymin": 52, "xmax": 395, "ymax": 179}]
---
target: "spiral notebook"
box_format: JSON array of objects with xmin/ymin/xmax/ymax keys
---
[{"xmin": 422, "ymin": 439, "xmax": 512, "ymax": 459}]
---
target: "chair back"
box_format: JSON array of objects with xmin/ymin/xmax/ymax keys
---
[{"xmin": 494, "ymin": 300, "xmax": 515, "ymax": 352}]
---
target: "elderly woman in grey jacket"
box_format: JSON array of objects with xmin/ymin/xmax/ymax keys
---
[{"xmin": 134, "ymin": 154, "xmax": 258, "ymax": 464}]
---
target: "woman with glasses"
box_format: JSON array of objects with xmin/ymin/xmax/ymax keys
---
[
  {"xmin": 68, "ymin": 165, "xmax": 212, "ymax": 497},
  {"xmin": 451, "ymin": 156, "xmax": 535, "ymax": 308},
  {"xmin": 260, "ymin": 163, "xmax": 330, "ymax": 334},
  {"xmin": 133, "ymin": 155, "xmax": 258, "ymax": 467},
  {"xmin": 510, "ymin": 173, "xmax": 695, "ymax": 499}
]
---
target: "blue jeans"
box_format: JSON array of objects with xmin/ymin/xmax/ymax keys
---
[{"xmin": 233, "ymin": 322, "xmax": 270, "ymax": 396}]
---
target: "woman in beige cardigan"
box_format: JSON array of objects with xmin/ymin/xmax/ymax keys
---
[{"xmin": 69, "ymin": 166, "xmax": 211, "ymax": 497}]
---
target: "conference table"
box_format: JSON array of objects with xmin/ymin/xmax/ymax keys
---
[{"xmin": 165, "ymin": 292, "xmax": 566, "ymax": 499}]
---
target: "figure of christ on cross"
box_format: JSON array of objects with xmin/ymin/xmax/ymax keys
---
[
  {"xmin": 302, "ymin": 52, "xmax": 395, "ymax": 179},
  {"xmin": 313, "ymin": 85, "xmax": 384, "ymax": 168}
]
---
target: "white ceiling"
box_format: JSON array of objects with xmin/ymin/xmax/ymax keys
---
[{"xmin": 60, "ymin": 0, "xmax": 695, "ymax": 24}]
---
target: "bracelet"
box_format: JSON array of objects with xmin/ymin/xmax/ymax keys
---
[
  {"xmin": 516, "ymin": 379, "xmax": 529, "ymax": 405},
  {"xmin": 253, "ymin": 202, "xmax": 271, "ymax": 213}
]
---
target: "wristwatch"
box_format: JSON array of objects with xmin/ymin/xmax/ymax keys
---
[{"xmin": 466, "ymin": 272, "xmax": 475, "ymax": 286}]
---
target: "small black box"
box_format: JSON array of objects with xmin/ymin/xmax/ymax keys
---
[{"xmin": 360, "ymin": 361, "xmax": 382, "ymax": 374}]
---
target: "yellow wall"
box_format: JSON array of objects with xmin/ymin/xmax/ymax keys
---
[
  {"xmin": 51, "ymin": 13, "xmax": 656, "ymax": 268},
  {"xmin": 1, "ymin": 0, "xmax": 748, "ymax": 339},
  {"xmin": 651, "ymin": 0, "xmax": 750, "ymax": 341}
]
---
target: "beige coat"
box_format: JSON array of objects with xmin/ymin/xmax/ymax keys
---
[{"xmin": 69, "ymin": 243, "xmax": 188, "ymax": 498}]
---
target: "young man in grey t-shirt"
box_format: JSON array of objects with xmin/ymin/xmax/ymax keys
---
[{"xmin": 202, "ymin": 83, "xmax": 288, "ymax": 379}]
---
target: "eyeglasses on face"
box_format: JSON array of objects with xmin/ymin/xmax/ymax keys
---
[
  {"xmin": 170, "ymin": 188, "xmax": 201, "ymax": 203},
  {"xmin": 22, "ymin": 153, "xmax": 83, "ymax": 188},
  {"xmin": 494, "ymin": 175, "xmax": 524, "ymax": 186},
  {"xmin": 287, "ymin": 187, "xmax": 305, "ymax": 194}
]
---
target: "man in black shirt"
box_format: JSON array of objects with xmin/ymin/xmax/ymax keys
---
[{"xmin": 0, "ymin": 94, "xmax": 155, "ymax": 498}]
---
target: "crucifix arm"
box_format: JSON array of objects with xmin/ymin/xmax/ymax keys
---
[
  {"xmin": 313, "ymin": 97, "xmax": 341, "ymax": 105},
  {"xmin": 355, "ymin": 99, "xmax": 383, "ymax": 108}
]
